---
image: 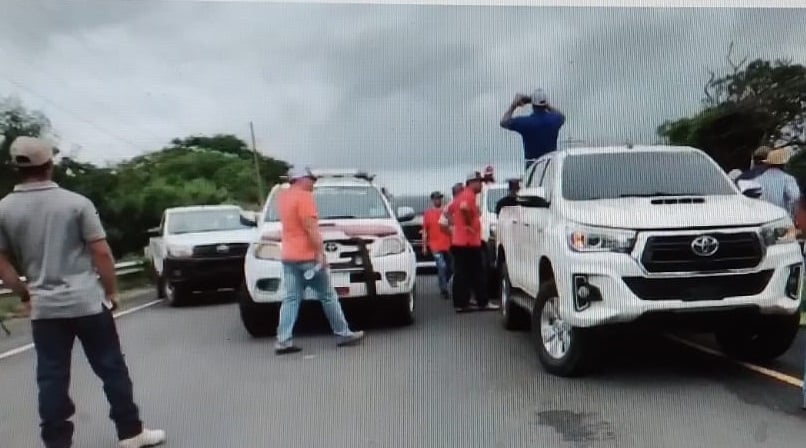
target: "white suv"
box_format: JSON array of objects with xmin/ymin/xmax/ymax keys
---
[
  {"xmin": 496, "ymin": 145, "xmax": 803, "ymax": 377},
  {"xmin": 239, "ymin": 169, "xmax": 418, "ymax": 336}
]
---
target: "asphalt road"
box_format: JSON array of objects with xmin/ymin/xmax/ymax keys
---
[{"xmin": 1, "ymin": 276, "xmax": 805, "ymax": 448}]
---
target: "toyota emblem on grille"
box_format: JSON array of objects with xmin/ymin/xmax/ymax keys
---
[
  {"xmin": 690, "ymin": 235, "xmax": 719, "ymax": 257},
  {"xmin": 324, "ymin": 242, "xmax": 338, "ymax": 252},
  {"xmin": 215, "ymin": 244, "xmax": 229, "ymax": 253}
]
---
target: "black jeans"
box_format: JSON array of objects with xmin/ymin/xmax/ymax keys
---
[
  {"xmin": 31, "ymin": 308, "xmax": 142, "ymax": 448},
  {"xmin": 451, "ymin": 246, "xmax": 488, "ymax": 308}
]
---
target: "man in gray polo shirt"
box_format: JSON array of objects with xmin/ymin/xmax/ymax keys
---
[{"xmin": 0, "ymin": 137, "xmax": 166, "ymax": 448}]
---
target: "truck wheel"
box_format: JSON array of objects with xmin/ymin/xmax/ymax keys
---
[
  {"xmin": 532, "ymin": 280, "xmax": 594, "ymax": 377},
  {"xmin": 238, "ymin": 283, "xmax": 278, "ymax": 337},
  {"xmin": 500, "ymin": 261, "xmax": 529, "ymax": 331},
  {"xmin": 389, "ymin": 289, "xmax": 415, "ymax": 327},
  {"xmin": 156, "ymin": 275, "xmax": 166, "ymax": 299},
  {"xmin": 715, "ymin": 312, "xmax": 800, "ymax": 363},
  {"xmin": 164, "ymin": 282, "xmax": 189, "ymax": 307}
]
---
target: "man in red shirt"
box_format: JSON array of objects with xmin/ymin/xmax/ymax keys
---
[
  {"xmin": 422, "ymin": 191, "xmax": 452, "ymax": 299},
  {"xmin": 450, "ymin": 172, "xmax": 500, "ymax": 312}
]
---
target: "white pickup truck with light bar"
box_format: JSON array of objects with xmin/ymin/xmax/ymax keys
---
[
  {"xmin": 239, "ymin": 169, "xmax": 418, "ymax": 336},
  {"xmin": 496, "ymin": 145, "xmax": 804, "ymax": 377}
]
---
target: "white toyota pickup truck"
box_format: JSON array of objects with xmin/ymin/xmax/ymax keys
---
[{"xmin": 496, "ymin": 145, "xmax": 803, "ymax": 377}]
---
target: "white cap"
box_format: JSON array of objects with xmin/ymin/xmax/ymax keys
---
[
  {"xmin": 466, "ymin": 171, "xmax": 483, "ymax": 182},
  {"xmin": 10, "ymin": 136, "xmax": 55, "ymax": 167},
  {"xmin": 287, "ymin": 166, "xmax": 316, "ymax": 181},
  {"xmin": 531, "ymin": 88, "xmax": 548, "ymax": 106}
]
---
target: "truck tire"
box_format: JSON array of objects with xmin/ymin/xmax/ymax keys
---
[
  {"xmin": 165, "ymin": 282, "xmax": 190, "ymax": 307},
  {"xmin": 715, "ymin": 312, "xmax": 800, "ymax": 363},
  {"xmin": 156, "ymin": 275, "xmax": 166, "ymax": 299},
  {"xmin": 532, "ymin": 280, "xmax": 594, "ymax": 377},
  {"xmin": 238, "ymin": 283, "xmax": 279, "ymax": 337},
  {"xmin": 389, "ymin": 289, "xmax": 415, "ymax": 327},
  {"xmin": 499, "ymin": 261, "xmax": 529, "ymax": 331}
]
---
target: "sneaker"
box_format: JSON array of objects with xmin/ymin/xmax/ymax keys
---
[
  {"xmin": 274, "ymin": 340, "xmax": 302, "ymax": 355},
  {"xmin": 119, "ymin": 428, "xmax": 166, "ymax": 448},
  {"xmin": 337, "ymin": 331, "xmax": 365, "ymax": 347}
]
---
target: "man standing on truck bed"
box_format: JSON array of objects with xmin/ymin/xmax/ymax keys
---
[
  {"xmin": 500, "ymin": 88, "xmax": 566, "ymax": 171},
  {"xmin": 0, "ymin": 137, "xmax": 165, "ymax": 448},
  {"xmin": 274, "ymin": 166, "xmax": 365, "ymax": 354}
]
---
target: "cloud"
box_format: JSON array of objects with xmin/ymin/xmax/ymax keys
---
[{"xmin": 0, "ymin": 1, "xmax": 805, "ymax": 192}]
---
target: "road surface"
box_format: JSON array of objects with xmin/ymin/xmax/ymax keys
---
[{"xmin": 0, "ymin": 277, "xmax": 804, "ymax": 447}]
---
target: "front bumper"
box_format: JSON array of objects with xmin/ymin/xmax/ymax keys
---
[
  {"xmin": 245, "ymin": 251, "xmax": 416, "ymax": 303},
  {"xmin": 552, "ymin": 242, "xmax": 803, "ymax": 328},
  {"xmin": 163, "ymin": 256, "xmax": 245, "ymax": 291}
]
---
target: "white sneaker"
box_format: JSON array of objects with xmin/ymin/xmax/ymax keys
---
[{"xmin": 119, "ymin": 428, "xmax": 166, "ymax": 448}]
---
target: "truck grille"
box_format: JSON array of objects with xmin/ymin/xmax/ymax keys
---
[
  {"xmin": 623, "ymin": 270, "xmax": 773, "ymax": 301},
  {"xmin": 192, "ymin": 243, "xmax": 250, "ymax": 258},
  {"xmin": 641, "ymin": 232, "xmax": 763, "ymax": 273},
  {"xmin": 325, "ymin": 239, "xmax": 373, "ymax": 270}
]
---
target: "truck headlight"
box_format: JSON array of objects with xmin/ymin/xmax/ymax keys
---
[
  {"xmin": 760, "ymin": 218, "xmax": 796, "ymax": 246},
  {"xmin": 567, "ymin": 224, "xmax": 636, "ymax": 253},
  {"xmin": 254, "ymin": 242, "xmax": 283, "ymax": 260},
  {"xmin": 167, "ymin": 244, "xmax": 193, "ymax": 258},
  {"xmin": 373, "ymin": 236, "xmax": 406, "ymax": 257}
]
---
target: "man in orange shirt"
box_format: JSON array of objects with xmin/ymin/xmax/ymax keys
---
[
  {"xmin": 274, "ymin": 167, "xmax": 365, "ymax": 355},
  {"xmin": 422, "ymin": 191, "xmax": 452, "ymax": 299},
  {"xmin": 450, "ymin": 172, "xmax": 500, "ymax": 312}
]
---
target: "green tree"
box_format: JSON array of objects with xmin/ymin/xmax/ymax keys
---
[
  {"xmin": 658, "ymin": 44, "xmax": 806, "ymax": 171},
  {"xmin": 0, "ymin": 96, "xmax": 52, "ymax": 193}
]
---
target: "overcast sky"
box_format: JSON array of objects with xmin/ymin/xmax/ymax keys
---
[{"xmin": 1, "ymin": 1, "xmax": 805, "ymax": 193}]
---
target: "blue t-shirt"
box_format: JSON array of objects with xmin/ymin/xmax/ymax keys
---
[{"xmin": 503, "ymin": 109, "xmax": 566, "ymax": 160}]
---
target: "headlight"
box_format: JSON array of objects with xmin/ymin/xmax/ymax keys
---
[
  {"xmin": 567, "ymin": 224, "xmax": 636, "ymax": 253},
  {"xmin": 167, "ymin": 244, "xmax": 193, "ymax": 258},
  {"xmin": 373, "ymin": 236, "xmax": 406, "ymax": 257},
  {"xmin": 254, "ymin": 242, "xmax": 283, "ymax": 260},
  {"xmin": 760, "ymin": 218, "xmax": 796, "ymax": 246}
]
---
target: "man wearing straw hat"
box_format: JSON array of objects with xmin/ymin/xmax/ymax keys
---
[
  {"xmin": 753, "ymin": 146, "xmax": 801, "ymax": 218},
  {"xmin": 737, "ymin": 145, "xmax": 772, "ymax": 181}
]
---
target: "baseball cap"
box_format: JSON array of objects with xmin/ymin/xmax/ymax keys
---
[
  {"xmin": 466, "ymin": 171, "xmax": 483, "ymax": 182},
  {"xmin": 287, "ymin": 166, "xmax": 316, "ymax": 181},
  {"xmin": 10, "ymin": 136, "xmax": 55, "ymax": 167},
  {"xmin": 430, "ymin": 191, "xmax": 444, "ymax": 199},
  {"xmin": 531, "ymin": 88, "xmax": 548, "ymax": 106}
]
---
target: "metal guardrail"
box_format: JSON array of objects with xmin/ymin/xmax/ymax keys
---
[{"xmin": 0, "ymin": 260, "xmax": 145, "ymax": 295}]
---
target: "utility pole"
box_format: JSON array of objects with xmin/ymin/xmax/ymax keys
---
[{"xmin": 249, "ymin": 121, "xmax": 265, "ymax": 205}]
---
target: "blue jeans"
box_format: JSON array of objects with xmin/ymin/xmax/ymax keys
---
[
  {"xmin": 31, "ymin": 308, "xmax": 142, "ymax": 448},
  {"xmin": 433, "ymin": 251, "xmax": 453, "ymax": 293},
  {"xmin": 276, "ymin": 261, "xmax": 354, "ymax": 344}
]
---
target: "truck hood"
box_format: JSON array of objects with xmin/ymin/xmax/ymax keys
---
[
  {"xmin": 259, "ymin": 218, "xmax": 402, "ymax": 242},
  {"xmin": 561, "ymin": 195, "xmax": 789, "ymax": 230},
  {"xmin": 163, "ymin": 228, "xmax": 259, "ymax": 246}
]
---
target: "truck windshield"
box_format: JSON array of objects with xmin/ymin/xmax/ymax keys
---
[
  {"xmin": 485, "ymin": 187, "xmax": 509, "ymax": 213},
  {"xmin": 167, "ymin": 209, "xmax": 250, "ymax": 234},
  {"xmin": 561, "ymin": 152, "xmax": 737, "ymax": 201},
  {"xmin": 264, "ymin": 186, "xmax": 391, "ymax": 222}
]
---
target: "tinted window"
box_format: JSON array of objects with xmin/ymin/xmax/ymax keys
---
[
  {"xmin": 561, "ymin": 152, "xmax": 736, "ymax": 201},
  {"xmin": 485, "ymin": 187, "xmax": 509, "ymax": 212},
  {"xmin": 264, "ymin": 186, "xmax": 391, "ymax": 221}
]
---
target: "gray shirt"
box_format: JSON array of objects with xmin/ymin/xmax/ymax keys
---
[
  {"xmin": 754, "ymin": 168, "xmax": 801, "ymax": 218},
  {"xmin": 0, "ymin": 181, "xmax": 107, "ymax": 320}
]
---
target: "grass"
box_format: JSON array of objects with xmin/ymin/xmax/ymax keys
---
[{"xmin": 0, "ymin": 272, "xmax": 151, "ymax": 320}]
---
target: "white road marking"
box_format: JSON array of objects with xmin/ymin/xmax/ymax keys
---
[
  {"xmin": 0, "ymin": 299, "xmax": 162, "ymax": 362},
  {"xmin": 667, "ymin": 335, "xmax": 804, "ymax": 388}
]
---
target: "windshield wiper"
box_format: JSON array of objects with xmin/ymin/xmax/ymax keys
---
[
  {"xmin": 322, "ymin": 215, "xmax": 357, "ymax": 219},
  {"xmin": 619, "ymin": 192, "xmax": 698, "ymax": 198}
]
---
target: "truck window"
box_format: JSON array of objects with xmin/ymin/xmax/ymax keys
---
[{"xmin": 264, "ymin": 186, "xmax": 391, "ymax": 222}]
